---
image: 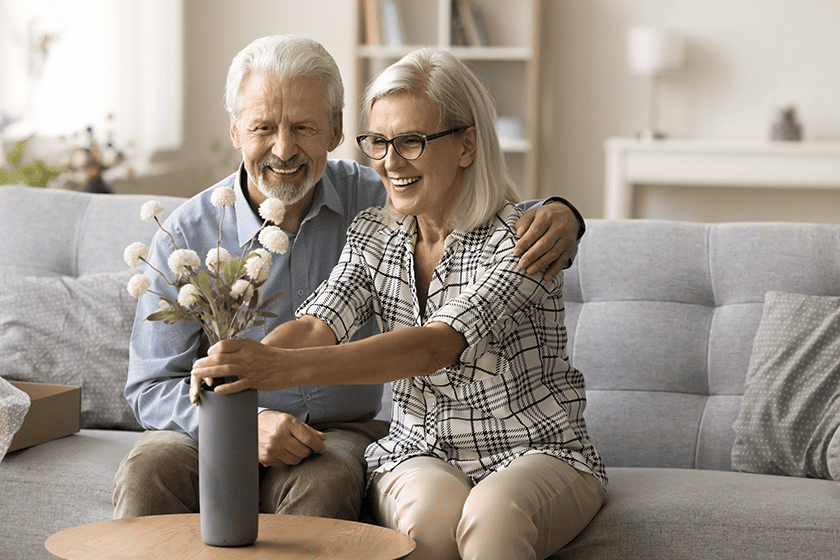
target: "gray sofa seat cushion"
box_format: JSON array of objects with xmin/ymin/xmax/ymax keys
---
[
  {"xmin": 0, "ymin": 429, "xmax": 141, "ymax": 560},
  {"xmin": 553, "ymin": 467, "xmax": 840, "ymax": 560}
]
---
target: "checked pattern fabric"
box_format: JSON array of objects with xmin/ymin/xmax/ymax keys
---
[{"xmin": 299, "ymin": 203, "xmax": 606, "ymax": 487}]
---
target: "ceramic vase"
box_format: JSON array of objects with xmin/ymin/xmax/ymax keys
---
[
  {"xmin": 198, "ymin": 387, "xmax": 259, "ymax": 547},
  {"xmin": 770, "ymin": 107, "xmax": 803, "ymax": 141}
]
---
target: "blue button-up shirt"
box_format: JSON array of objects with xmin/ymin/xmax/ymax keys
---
[{"xmin": 126, "ymin": 160, "xmax": 387, "ymax": 439}]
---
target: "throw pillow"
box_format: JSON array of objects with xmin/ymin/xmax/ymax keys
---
[
  {"xmin": 0, "ymin": 271, "xmax": 141, "ymax": 430},
  {"xmin": 731, "ymin": 290, "xmax": 840, "ymax": 480},
  {"xmin": 829, "ymin": 427, "xmax": 840, "ymax": 484}
]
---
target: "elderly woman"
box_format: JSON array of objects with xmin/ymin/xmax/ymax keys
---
[{"xmin": 192, "ymin": 48, "xmax": 607, "ymax": 560}]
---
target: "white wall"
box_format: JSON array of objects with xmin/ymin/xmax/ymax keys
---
[
  {"xmin": 541, "ymin": 0, "xmax": 840, "ymax": 222},
  {"xmin": 120, "ymin": 0, "xmax": 357, "ymax": 197}
]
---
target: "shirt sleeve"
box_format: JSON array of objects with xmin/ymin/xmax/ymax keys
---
[
  {"xmin": 124, "ymin": 224, "xmax": 204, "ymax": 440},
  {"xmin": 429, "ymin": 227, "xmax": 560, "ymax": 365}
]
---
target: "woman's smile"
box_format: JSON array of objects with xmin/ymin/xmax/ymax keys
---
[{"xmin": 390, "ymin": 176, "xmax": 421, "ymax": 188}]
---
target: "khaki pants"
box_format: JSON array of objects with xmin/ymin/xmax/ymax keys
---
[
  {"xmin": 370, "ymin": 454, "xmax": 606, "ymax": 560},
  {"xmin": 113, "ymin": 419, "xmax": 388, "ymax": 521}
]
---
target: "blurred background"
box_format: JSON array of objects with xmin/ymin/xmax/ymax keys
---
[{"xmin": 2, "ymin": 0, "xmax": 839, "ymax": 223}]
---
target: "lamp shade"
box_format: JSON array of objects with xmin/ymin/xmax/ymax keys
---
[{"xmin": 627, "ymin": 27, "xmax": 683, "ymax": 77}]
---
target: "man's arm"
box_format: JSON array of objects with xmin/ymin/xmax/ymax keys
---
[
  {"xmin": 125, "ymin": 227, "xmax": 203, "ymax": 439},
  {"xmin": 514, "ymin": 197, "xmax": 586, "ymax": 281}
]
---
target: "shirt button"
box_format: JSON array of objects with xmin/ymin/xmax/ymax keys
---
[{"xmin": 297, "ymin": 290, "xmax": 304, "ymax": 296}]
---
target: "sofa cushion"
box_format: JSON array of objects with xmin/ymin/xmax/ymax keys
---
[
  {"xmin": 0, "ymin": 270, "xmax": 141, "ymax": 430},
  {"xmin": 731, "ymin": 291, "xmax": 840, "ymax": 479},
  {"xmin": 552, "ymin": 467, "xmax": 840, "ymax": 560},
  {"xmin": 0, "ymin": 429, "xmax": 141, "ymax": 560}
]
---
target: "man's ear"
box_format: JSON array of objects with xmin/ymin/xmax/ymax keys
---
[
  {"xmin": 458, "ymin": 126, "xmax": 478, "ymax": 168},
  {"xmin": 229, "ymin": 115, "xmax": 241, "ymax": 150},
  {"xmin": 327, "ymin": 111, "xmax": 344, "ymax": 152}
]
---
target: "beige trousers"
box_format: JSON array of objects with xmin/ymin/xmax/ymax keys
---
[{"xmin": 370, "ymin": 454, "xmax": 606, "ymax": 560}]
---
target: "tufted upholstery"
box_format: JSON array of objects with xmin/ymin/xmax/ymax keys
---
[
  {"xmin": 563, "ymin": 219, "xmax": 840, "ymax": 472},
  {"xmin": 0, "ymin": 185, "xmax": 185, "ymax": 278}
]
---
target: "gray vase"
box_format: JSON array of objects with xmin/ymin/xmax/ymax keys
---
[{"xmin": 198, "ymin": 387, "xmax": 259, "ymax": 547}]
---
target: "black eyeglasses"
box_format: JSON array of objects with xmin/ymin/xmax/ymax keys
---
[{"xmin": 356, "ymin": 127, "xmax": 470, "ymax": 161}]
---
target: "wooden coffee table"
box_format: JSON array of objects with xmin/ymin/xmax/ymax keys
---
[{"xmin": 45, "ymin": 513, "xmax": 415, "ymax": 559}]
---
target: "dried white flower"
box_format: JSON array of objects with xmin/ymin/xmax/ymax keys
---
[
  {"xmin": 205, "ymin": 247, "xmax": 232, "ymax": 273},
  {"xmin": 158, "ymin": 300, "xmax": 173, "ymax": 311},
  {"xmin": 167, "ymin": 249, "xmax": 201, "ymax": 277},
  {"xmin": 244, "ymin": 249, "xmax": 272, "ymax": 282},
  {"xmin": 140, "ymin": 200, "xmax": 165, "ymax": 221},
  {"xmin": 230, "ymin": 279, "xmax": 254, "ymax": 304},
  {"xmin": 70, "ymin": 147, "xmax": 91, "ymax": 169},
  {"xmin": 210, "ymin": 187, "xmax": 236, "ymax": 208},
  {"xmin": 127, "ymin": 274, "xmax": 151, "ymax": 298},
  {"xmin": 258, "ymin": 226, "xmax": 289, "ymax": 254},
  {"xmin": 259, "ymin": 198, "xmax": 286, "ymax": 225},
  {"xmin": 178, "ymin": 283, "xmax": 201, "ymax": 308},
  {"xmin": 123, "ymin": 242, "xmax": 149, "ymax": 268}
]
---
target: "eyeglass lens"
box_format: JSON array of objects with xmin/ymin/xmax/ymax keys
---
[
  {"xmin": 359, "ymin": 135, "xmax": 425, "ymax": 160},
  {"xmin": 357, "ymin": 127, "xmax": 469, "ymax": 161}
]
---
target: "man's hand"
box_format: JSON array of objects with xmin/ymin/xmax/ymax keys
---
[
  {"xmin": 514, "ymin": 201, "xmax": 581, "ymax": 282},
  {"xmin": 258, "ymin": 410, "xmax": 326, "ymax": 467}
]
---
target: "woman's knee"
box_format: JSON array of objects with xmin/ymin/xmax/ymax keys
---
[
  {"xmin": 372, "ymin": 457, "xmax": 471, "ymax": 560},
  {"xmin": 457, "ymin": 455, "xmax": 606, "ymax": 560}
]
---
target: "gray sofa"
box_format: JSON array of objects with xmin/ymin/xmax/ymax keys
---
[{"xmin": 1, "ymin": 185, "xmax": 838, "ymax": 559}]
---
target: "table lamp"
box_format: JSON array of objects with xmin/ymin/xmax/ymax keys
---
[{"xmin": 627, "ymin": 27, "xmax": 684, "ymax": 141}]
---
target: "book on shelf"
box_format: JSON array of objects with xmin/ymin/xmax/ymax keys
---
[
  {"xmin": 360, "ymin": 0, "xmax": 380, "ymax": 46},
  {"xmin": 451, "ymin": 1, "xmax": 469, "ymax": 46},
  {"xmin": 380, "ymin": 0, "xmax": 404, "ymax": 46},
  {"xmin": 455, "ymin": 0, "xmax": 489, "ymax": 47}
]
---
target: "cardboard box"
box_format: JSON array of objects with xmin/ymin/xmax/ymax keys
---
[{"xmin": 7, "ymin": 381, "xmax": 81, "ymax": 453}]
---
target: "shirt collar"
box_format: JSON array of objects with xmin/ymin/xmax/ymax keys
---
[
  {"xmin": 233, "ymin": 164, "xmax": 263, "ymax": 248},
  {"xmin": 232, "ymin": 162, "xmax": 346, "ymax": 246}
]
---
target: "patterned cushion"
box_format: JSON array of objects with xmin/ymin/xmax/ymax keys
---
[
  {"xmin": 0, "ymin": 271, "xmax": 141, "ymax": 430},
  {"xmin": 731, "ymin": 291, "xmax": 840, "ymax": 479}
]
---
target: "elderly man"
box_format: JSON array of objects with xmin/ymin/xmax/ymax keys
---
[{"xmin": 113, "ymin": 34, "xmax": 585, "ymax": 522}]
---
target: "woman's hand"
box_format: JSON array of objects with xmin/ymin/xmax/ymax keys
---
[{"xmin": 189, "ymin": 338, "xmax": 288, "ymax": 405}]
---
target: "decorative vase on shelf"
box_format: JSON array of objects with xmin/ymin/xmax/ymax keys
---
[
  {"xmin": 198, "ymin": 386, "xmax": 259, "ymax": 547},
  {"xmin": 770, "ymin": 106, "xmax": 803, "ymax": 142},
  {"xmin": 82, "ymin": 176, "xmax": 114, "ymax": 193}
]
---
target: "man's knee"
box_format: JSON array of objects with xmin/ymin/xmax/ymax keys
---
[
  {"xmin": 262, "ymin": 450, "xmax": 366, "ymax": 519},
  {"xmin": 113, "ymin": 431, "xmax": 199, "ymax": 518}
]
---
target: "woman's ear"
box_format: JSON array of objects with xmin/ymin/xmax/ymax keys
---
[{"xmin": 458, "ymin": 126, "xmax": 478, "ymax": 168}]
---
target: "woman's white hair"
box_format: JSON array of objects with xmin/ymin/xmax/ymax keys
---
[
  {"xmin": 362, "ymin": 48, "xmax": 520, "ymax": 231},
  {"xmin": 225, "ymin": 35, "xmax": 344, "ymax": 143}
]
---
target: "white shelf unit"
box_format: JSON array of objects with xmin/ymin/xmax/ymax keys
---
[
  {"xmin": 604, "ymin": 137, "xmax": 840, "ymax": 220},
  {"xmin": 351, "ymin": 0, "xmax": 541, "ymax": 198}
]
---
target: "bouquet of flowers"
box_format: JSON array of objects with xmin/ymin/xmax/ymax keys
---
[{"xmin": 123, "ymin": 187, "xmax": 289, "ymax": 345}]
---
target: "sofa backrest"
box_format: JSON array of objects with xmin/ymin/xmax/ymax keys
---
[
  {"xmin": 0, "ymin": 186, "xmax": 188, "ymax": 430},
  {"xmin": 564, "ymin": 219, "xmax": 840, "ymax": 471},
  {"xmin": 0, "ymin": 185, "xmax": 186, "ymax": 277}
]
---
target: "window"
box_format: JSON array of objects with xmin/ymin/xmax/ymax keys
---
[{"xmin": 0, "ymin": 0, "xmax": 183, "ymax": 154}]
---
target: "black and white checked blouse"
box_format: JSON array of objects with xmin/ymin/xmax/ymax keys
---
[{"xmin": 298, "ymin": 203, "xmax": 607, "ymax": 488}]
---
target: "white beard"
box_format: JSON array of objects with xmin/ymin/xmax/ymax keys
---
[{"xmin": 255, "ymin": 155, "xmax": 319, "ymax": 205}]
